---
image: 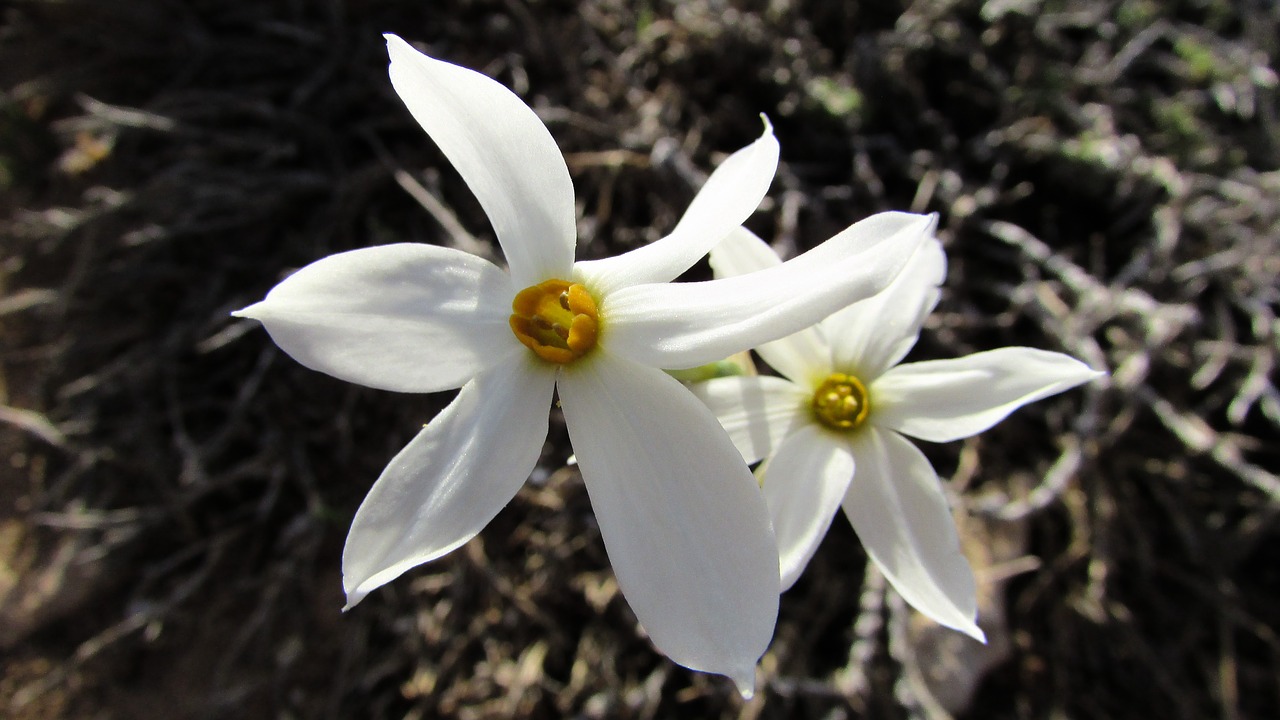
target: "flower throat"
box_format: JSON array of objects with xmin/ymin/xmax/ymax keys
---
[
  {"xmin": 509, "ymin": 279, "xmax": 599, "ymax": 364},
  {"xmin": 811, "ymin": 372, "xmax": 870, "ymax": 431}
]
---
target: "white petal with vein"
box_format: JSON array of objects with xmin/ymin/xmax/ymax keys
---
[
  {"xmin": 342, "ymin": 356, "xmax": 556, "ymax": 608},
  {"xmin": 234, "ymin": 243, "xmax": 515, "ymax": 393},
  {"xmin": 709, "ymin": 227, "xmax": 832, "ymax": 384},
  {"xmin": 558, "ymin": 352, "xmax": 778, "ymax": 695},
  {"xmin": 688, "ymin": 374, "xmax": 809, "ymax": 464},
  {"xmin": 574, "ymin": 120, "xmax": 778, "ymax": 293},
  {"xmin": 842, "ymin": 427, "xmax": 984, "ymax": 641},
  {"xmin": 825, "ymin": 236, "xmax": 946, "ymax": 380},
  {"xmin": 760, "ymin": 425, "xmax": 855, "ymax": 590},
  {"xmin": 604, "ymin": 212, "xmax": 933, "ymax": 369},
  {"xmin": 386, "ymin": 34, "xmax": 575, "ymax": 286},
  {"xmin": 872, "ymin": 347, "xmax": 1103, "ymax": 442}
]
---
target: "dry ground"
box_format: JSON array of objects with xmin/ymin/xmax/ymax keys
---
[{"xmin": 1, "ymin": 0, "xmax": 1278, "ymax": 718}]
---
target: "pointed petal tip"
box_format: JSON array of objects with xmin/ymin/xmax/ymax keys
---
[
  {"xmin": 383, "ymin": 33, "xmax": 415, "ymax": 63},
  {"xmin": 342, "ymin": 587, "xmax": 367, "ymax": 613},
  {"xmin": 959, "ymin": 620, "xmax": 987, "ymax": 644},
  {"xmin": 924, "ymin": 211, "xmax": 940, "ymax": 234},
  {"xmin": 1062, "ymin": 360, "xmax": 1109, "ymax": 388},
  {"xmin": 757, "ymin": 112, "xmax": 774, "ymax": 136},
  {"xmin": 229, "ymin": 303, "xmax": 259, "ymax": 319},
  {"xmin": 731, "ymin": 667, "xmax": 757, "ymax": 700}
]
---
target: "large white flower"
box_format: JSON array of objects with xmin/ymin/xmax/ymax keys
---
[
  {"xmin": 234, "ymin": 34, "xmax": 932, "ymax": 693},
  {"xmin": 693, "ymin": 227, "xmax": 1104, "ymax": 641}
]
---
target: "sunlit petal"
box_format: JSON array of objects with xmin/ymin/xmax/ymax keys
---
[
  {"xmin": 760, "ymin": 425, "xmax": 855, "ymax": 590},
  {"xmin": 825, "ymin": 236, "xmax": 946, "ymax": 379},
  {"xmin": 342, "ymin": 356, "xmax": 557, "ymax": 608},
  {"xmin": 574, "ymin": 119, "xmax": 779, "ymax": 293},
  {"xmin": 709, "ymin": 227, "xmax": 833, "ymax": 385},
  {"xmin": 842, "ymin": 427, "xmax": 984, "ymax": 641},
  {"xmin": 604, "ymin": 212, "xmax": 933, "ymax": 369},
  {"xmin": 558, "ymin": 352, "xmax": 778, "ymax": 695},
  {"xmin": 688, "ymin": 374, "xmax": 809, "ymax": 464},
  {"xmin": 386, "ymin": 34, "xmax": 575, "ymax": 286},
  {"xmin": 234, "ymin": 243, "xmax": 515, "ymax": 393},
  {"xmin": 872, "ymin": 347, "xmax": 1104, "ymax": 442}
]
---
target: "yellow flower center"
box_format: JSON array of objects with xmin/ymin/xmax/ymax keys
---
[
  {"xmin": 811, "ymin": 373, "xmax": 870, "ymax": 431},
  {"xmin": 509, "ymin": 279, "xmax": 599, "ymax": 364}
]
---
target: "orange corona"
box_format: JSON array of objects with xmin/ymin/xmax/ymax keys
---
[{"xmin": 509, "ymin": 279, "xmax": 599, "ymax": 364}]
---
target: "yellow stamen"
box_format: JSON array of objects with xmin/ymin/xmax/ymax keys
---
[
  {"xmin": 509, "ymin": 279, "xmax": 599, "ymax": 364},
  {"xmin": 811, "ymin": 373, "xmax": 870, "ymax": 431}
]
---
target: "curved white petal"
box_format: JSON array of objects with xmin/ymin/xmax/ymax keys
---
[
  {"xmin": 825, "ymin": 236, "xmax": 946, "ymax": 380},
  {"xmin": 574, "ymin": 119, "xmax": 779, "ymax": 293},
  {"xmin": 872, "ymin": 347, "xmax": 1104, "ymax": 442},
  {"xmin": 558, "ymin": 352, "xmax": 778, "ymax": 694},
  {"xmin": 342, "ymin": 356, "xmax": 557, "ymax": 608},
  {"xmin": 688, "ymin": 374, "xmax": 810, "ymax": 464},
  {"xmin": 386, "ymin": 34, "xmax": 575, "ymax": 286},
  {"xmin": 604, "ymin": 212, "xmax": 933, "ymax": 370},
  {"xmin": 759, "ymin": 425, "xmax": 855, "ymax": 591},
  {"xmin": 842, "ymin": 427, "xmax": 983, "ymax": 641},
  {"xmin": 709, "ymin": 227, "xmax": 833, "ymax": 384},
  {"xmin": 234, "ymin": 243, "xmax": 515, "ymax": 393}
]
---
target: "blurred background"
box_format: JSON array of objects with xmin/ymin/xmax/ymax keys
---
[{"xmin": 1, "ymin": 0, "xmax": 1277, "ymax": 717}]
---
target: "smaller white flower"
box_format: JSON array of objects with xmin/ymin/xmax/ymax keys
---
[{"xmin": 694, "ymin": 226, "xmax": 1104, "ymax": 641}]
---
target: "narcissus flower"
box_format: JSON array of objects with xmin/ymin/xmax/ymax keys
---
[
  {"xmin": 234, "ymin": 34, "xmax": 931, "ymax": 693},
  {"xmin": 693, "ymin": 227, "xmax": 1103, "ymax": 641}
]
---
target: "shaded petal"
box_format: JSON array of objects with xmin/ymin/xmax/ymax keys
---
[
  {"xmin": 574, "ymin": 119, "xmax": 778, "ymax": 293},
  {"xmin": 342, "ymin": 356, "xmax": 557, "ymax": 608},
  {"xmin": 709, "ymin": 227, "xmax": 833, "ymax": 385},
  {"xmin": 842, "ymin": 427, "xmax": 983, "ymax": 641},
  {"xmin": 872, "ymin": 347, "xmax": 1104, "ymax": 442},
  {"xmin": 825, "ymin": 236, "xmax": 946, "ymax": 380},
  {"xmin": 760, "ymin": 425, "xmax": 855, "ymax": 590},
  {"xmin": 605, "ymin": 212, "xmax": 933, "ymax": 370},
  {"xmin": 688, "ymin": 374, "xmax": 809, "ymax": 464},
  {"xmin": 386, "ymin": 34, "xmax": 575, "ymax": 286},
  {"xmin": 234, "ymin": 243, "xmax": 515, "ymax": 393},
  {"xmin": 558, "ymin": 352, "xmax": 778, "ymax": 695},
  {"xmin": 707, "ymin": 225, "xmax": 782, "ymax": 277}
]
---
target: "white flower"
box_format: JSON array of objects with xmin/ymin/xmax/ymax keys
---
[
  {"xmin": 693, "ymin": 227, "xmax": 1104, "ymax": 641},
  {"xmin": 233, "ymin": 34, "xmax": 932, "ymax": 693},
  {"xmin": 230, "ymin": 36, "xmax": 931, "ymax": 691}
]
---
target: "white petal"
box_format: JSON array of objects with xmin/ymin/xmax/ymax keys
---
[
  {"xmin": 558, "ymin": 352, "xmax": 778, "ymax": 693},
  {"xmin": 687, "ymin": 374, "xmax": 810, "ymax": 464},
  {"xmin": 707, "ymin": 225, "xmax": 782, "ymax": 277},
  {"xmin": 709, "ymin": 227, "xmax": 833, "ymax": 385},
  {"xmin": 604, "ymin": 212, "xmax": 934, "ymax": 370},
  {"xmin": 759, "ymin": 425, "xmax": 855, "ymax": 591},
  {"xmin": 234, "ymin": 244, "xmax": 515, "ymax": 393},
  {"xmin": 574, "ymin": 119, "xmax": 779, "ymax": 293},
  {"xmin": 872, "ymin": 347, "xmax": 1104, "ymax": 442},
  {"xmin": 386, "ymin": 34, "xmax": 575, "ymax": 286},
  {"xmin": 825, "ymin": 236, "xmax": 946, "ymax": 380},
  {"xmin": 342, "ymin": 356, "xmax": 557, "ymax": 608},
  {"xmin": 842, "ymin": 427, "xmax": 983, "ymax": 641}
]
